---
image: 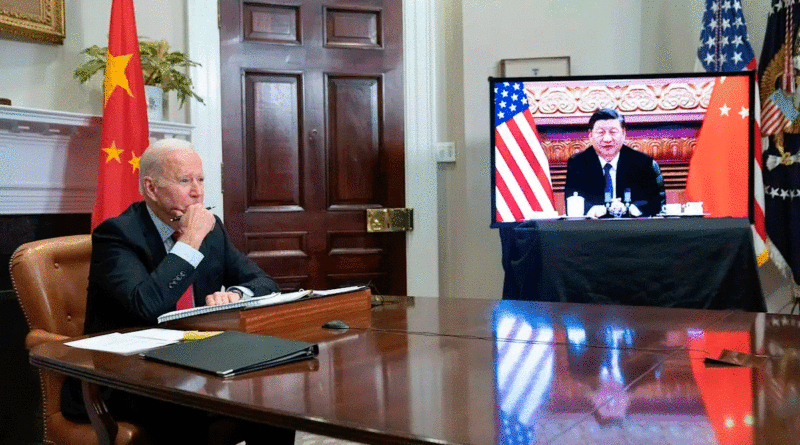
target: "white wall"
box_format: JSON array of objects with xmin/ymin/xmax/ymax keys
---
[{"xmin": 0, "ymin": 0, "xmax": 189, "ymax": 122}]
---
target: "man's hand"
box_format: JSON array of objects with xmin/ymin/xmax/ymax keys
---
[
  {"xmin": 586, "ymin": 205, "xmax": 608, "ymax": 219},
  {"xmin": 175, "ymin": 204, "xmax": 215, "ymax": 249},
  {"xmin": 205, "ymin": 291, "xmax": 242, "ymax": 306},
  {"xmin": 607, "ymin": 199, "xmax": 626, "ymax": 217}
]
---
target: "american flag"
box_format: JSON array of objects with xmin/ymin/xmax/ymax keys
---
[
  {"xmin": 696, "ymin": 0, "xmax": 768, "ymax": 266},
  {"xmin": 495, "ymin": 312, "xmax": 554, "ymax": 444},
  {"xmin": 494, "ymin": 82, "xmax": 556, "ymax": 222},
  {"xmin": 762, "ymin": 88, "xmax": 797, "ymax": 135}
]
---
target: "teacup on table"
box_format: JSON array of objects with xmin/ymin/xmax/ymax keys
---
[{"xmin": 662, "ymin": 203, "xmax": 682, "ymax": 215}]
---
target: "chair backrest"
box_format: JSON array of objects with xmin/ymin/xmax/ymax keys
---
[{"xmin": 10, "ymin": 235, "xmax": 92, "ymax": 338}]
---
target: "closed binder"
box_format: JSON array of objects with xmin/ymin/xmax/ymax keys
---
[{"xmin": 142, "ymin": 330, "xmax": 318, "ymax": 377}]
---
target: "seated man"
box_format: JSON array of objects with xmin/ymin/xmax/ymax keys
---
[
  {"xmin": 63, "ymin": 138, "xmax": 291, "ymax": 445},
  {"xmin": 564, "ymin": 108, "xmax": 666, "ymax": 217}
]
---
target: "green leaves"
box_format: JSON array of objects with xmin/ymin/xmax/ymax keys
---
[{"xmin": 73, "ymin": 39, "xmax": 204, "ymax": 108}]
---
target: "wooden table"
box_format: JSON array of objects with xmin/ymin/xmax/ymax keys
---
[{"xmin": 30, "ymin": 296, "xmax": 800, "ymax": 444}]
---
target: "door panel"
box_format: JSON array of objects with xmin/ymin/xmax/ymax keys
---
[
  {"xmin": 327, "ymin": 75, "xmax": 382, "ymax": 207},
  {"xmin": 243, "ymin": 4, "xmax": 301, "ymax": 44},
  {"xmin": 244, "ymin": 73, "xmax": 303, "ymax": 209},
  {"xmin": 221, "ymin": 0, "xmax": 405, "ymax": 294},
  {"xmin": 324, "ymin": 7, "xmax": 382, "ymax": 48}
]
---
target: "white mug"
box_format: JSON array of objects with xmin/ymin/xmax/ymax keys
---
[
  {"xmin": 566, "ymin": 192, "xmax": 585, "ymax": 217},
  {"xmin": 662, "ymin": 203, "xmax": 681, "ymax": 215}
]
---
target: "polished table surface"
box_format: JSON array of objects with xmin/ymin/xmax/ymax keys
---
[{"xmin": 31, "ymin": 297, "xmax": 800, "ymax": 445}]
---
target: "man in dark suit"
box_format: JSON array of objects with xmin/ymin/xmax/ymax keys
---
[
  {"xmin": 564, "ymin": 109, "xmax": 666, "ymax": 217},
  {"xmin": 84, "ymin": 138, "xmax": 279, "ymax": 333},
  {"xmin": 64, "ymin": 138, "xmax": 291, "ymax": 445}
]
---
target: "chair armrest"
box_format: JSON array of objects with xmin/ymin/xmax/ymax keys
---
[{"xmin": 25, "ymin": 329, "xmax": 70, "ymax": 350}]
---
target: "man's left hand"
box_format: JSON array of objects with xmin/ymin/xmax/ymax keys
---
[{"xmin": 205, "ymin": 291, "xmax": 242, "ymax": 306}]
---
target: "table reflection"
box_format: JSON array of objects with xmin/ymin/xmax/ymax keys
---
[{"xmin": 491, "ymin": 301, "xmax": 762, "ymax": 445}]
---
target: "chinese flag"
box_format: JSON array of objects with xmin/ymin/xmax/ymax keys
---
[
  {"xmin": 91, "ymin": 0, "xmax": 149, "ymax": 229},
  {"xmin": 685, "ymin": 76, "xmax": 750, "ymax": 218}
]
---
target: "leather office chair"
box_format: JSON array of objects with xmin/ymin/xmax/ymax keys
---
[{"xmin": 10, "ymin": 235, "xmax": 148, "ymax": 445}]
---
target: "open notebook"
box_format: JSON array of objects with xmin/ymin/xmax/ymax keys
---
[{"xmin": 156, "ymin": 285, "xmax": 366, "ymax": 324}]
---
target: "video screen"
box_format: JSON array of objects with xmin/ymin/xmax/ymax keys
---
[{"xmin": 490, "ymin": 72, "xmax": 755, "ymax": 226}]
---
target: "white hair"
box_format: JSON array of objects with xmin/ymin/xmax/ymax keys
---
[{"xmin": 138, "ymin": 138, "xmax": 195, "ymax": 195}]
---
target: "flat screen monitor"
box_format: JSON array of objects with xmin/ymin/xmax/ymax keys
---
[{"xmin": 490, "ymin": 72, "xmax": 755, "ymax": 227}]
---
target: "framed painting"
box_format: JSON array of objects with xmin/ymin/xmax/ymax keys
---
[
  {"xmin": 0, "ymin": 0, "xmax": 65, "ymax": 44},
  {"xmin": 501, "ymin": 56, "xmax": 570, "ymax": 77}
]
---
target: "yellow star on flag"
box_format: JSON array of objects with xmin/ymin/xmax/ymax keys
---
[
  {"xmin": 128, "ymin": 151, "xmax": 141, "ymax": 172},
  {"xmin": 102, "ymin": 141, "xmax": 124, "ymax": 163},
  {"xmin": 103, "ymin": 51, "xmax": 134, "ymax": 106}
]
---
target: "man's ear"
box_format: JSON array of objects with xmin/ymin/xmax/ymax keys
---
[{"xmin": 142, "ymin": 177, "xmax": 157, "ymax": 201}]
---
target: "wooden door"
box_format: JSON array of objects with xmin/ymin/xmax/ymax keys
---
[{"xmin": 220, "ymin": 0, "xmax": 405, "ymax": 294}]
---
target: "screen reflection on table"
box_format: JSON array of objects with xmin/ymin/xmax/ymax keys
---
[{"xmin": 491, "ymin": 301, "xmax": 766, "ymax": 445}]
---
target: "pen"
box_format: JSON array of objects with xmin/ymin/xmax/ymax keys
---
[{"xmin": 170, "ymin": 206, "xmax": 215, "ymax": 222}]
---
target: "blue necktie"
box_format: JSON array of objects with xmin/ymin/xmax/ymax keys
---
[{"xmin": 603, "ymin": 163, "xmax": 613, "ymax": 200}]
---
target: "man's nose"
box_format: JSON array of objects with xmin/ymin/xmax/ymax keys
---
[{"xmin": 189, "ymin": 179, "xmax": 203, "ymax": 196}]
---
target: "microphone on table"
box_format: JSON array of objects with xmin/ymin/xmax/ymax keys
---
[{"xmin": 623, "ymin": 188, "xmax": 631, "ymax": 217}]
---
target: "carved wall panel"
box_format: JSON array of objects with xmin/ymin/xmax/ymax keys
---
[{"xmin": 526, "ymin": 80, "xmax": 714, "ymax": 119}]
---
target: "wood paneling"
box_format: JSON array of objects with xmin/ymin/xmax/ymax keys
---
[
  {"xmin": 243, "ymin": 3, "xmax": 300, "ymax": 44},
  {"xmin": 326, "ymin": 75, "xmax": 382, "ymax": 208},
  {"xmin": 244, "ymin": 73, "xmax": 303, "ymax": 210},
  {"xmin": 324, "ymin": 7, "xmax": 381, "ymax": 49}
]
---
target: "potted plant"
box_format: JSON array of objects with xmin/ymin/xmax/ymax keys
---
[{"xmin": 74, "ymin": 39, "xmax": 204, "ymax": 120}]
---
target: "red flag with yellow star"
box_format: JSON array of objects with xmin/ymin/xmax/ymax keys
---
[{"xmin": 91, "ymin": 0, "xmax": 149, "ymax": 229}]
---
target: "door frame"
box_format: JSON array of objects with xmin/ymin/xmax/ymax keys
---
[{"xmin": 186, "ymin": 0, "xmax": 440, "ymax": 297}]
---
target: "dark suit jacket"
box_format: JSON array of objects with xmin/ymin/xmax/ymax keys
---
[
  {"xmin": 564, "ymin": 145, "xmax": 666, "ymax": 217},
  {"xmin": 83, "ymin": 201, "xmax": 280, "ymax": 334}
]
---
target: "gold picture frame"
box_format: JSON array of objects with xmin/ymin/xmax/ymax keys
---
[
  {"xmin": 501, "ymin": 56, "xmax": 570, "ymax": 78},
  {"xmin": 0, "ymin": 0, "xmax": 65, "ymax": 44}
]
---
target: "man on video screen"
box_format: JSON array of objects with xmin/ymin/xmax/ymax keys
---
[{"xmin": 564, "ymin": 108, "xmax": 666, "ymax": 217}]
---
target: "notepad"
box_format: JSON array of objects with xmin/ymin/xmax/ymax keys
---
[
  {"xmin": 157, "ymin": 290, "xmax": 312, "ymax": 324},
  {"xmin": 142, "ymin": 330, "xmax": 319, "ymax": 377},
  {"xmin": 156, "ymin": 286, "xmax": 367, "ymax": 324}
]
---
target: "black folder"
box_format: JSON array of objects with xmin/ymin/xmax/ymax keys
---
[{"xmin": 142, "ymin": 330, "xmax": 318, "ymax": 377}]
